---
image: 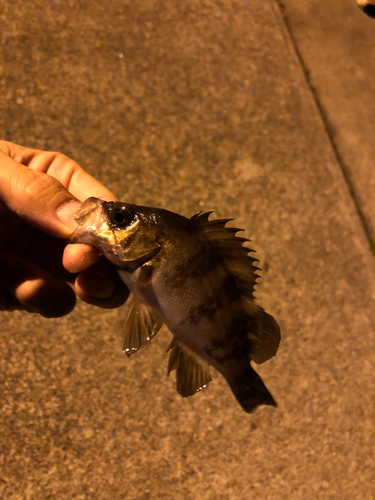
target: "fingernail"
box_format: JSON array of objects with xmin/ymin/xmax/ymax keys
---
[{"xmin": 56, "ymin": 200, "xmax": 82, "ymax": 230}]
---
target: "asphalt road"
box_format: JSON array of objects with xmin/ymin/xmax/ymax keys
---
[{"xmin": 1, "ymin": 1, "xmax": 374, "ymax": 499}]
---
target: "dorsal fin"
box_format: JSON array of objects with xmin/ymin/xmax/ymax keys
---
[
  {"xmin": 123, "ymin": 295, "xmax": 163, "ymax": 357},
  {"xmin": 191, "ymin": 211, "xmax": 260, "ymax": 299},
  {"xmin": 167, "ymin": 339, "xmax": 211, "ymax": 397},
  {"xmin": 190, "ymin": 211, "xmax": 214, "ymax": 222}
]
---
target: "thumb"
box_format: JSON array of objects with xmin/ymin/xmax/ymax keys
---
[{"xmin": 0, "ymin": 149, "xmax": 81, "ymax": 238}]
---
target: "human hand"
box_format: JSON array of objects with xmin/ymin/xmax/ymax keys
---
[{"xmin": 0, "ymin": 141, "xmax": 129, "ymax": 317}]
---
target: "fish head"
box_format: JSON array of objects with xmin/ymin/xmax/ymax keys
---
[{"xmin": 70, "ymin": 197, "xmax": 161, "ymax": 271}]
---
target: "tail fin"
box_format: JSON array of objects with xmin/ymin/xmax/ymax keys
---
[{"xmin": 228, "ymin": 366, "xmax": 277, "ymax": 413}]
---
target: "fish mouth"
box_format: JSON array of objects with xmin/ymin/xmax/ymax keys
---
[
  {"xmin": 74, "ymin": 197, "xmax": 104, "ymax": 226},
  {"xmin": 70, "ymin": 197, "xmax": 105, "ymax": 245}
]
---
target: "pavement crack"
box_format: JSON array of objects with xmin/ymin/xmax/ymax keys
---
[{"xmin": 275, "ymin": 0, "xmax": 374, "ymax": 256}]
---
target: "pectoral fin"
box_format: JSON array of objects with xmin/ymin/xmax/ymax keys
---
[
  {"xmin": 123, "ymin": 296, "xmax": 163, "ymax": 357},
  {"xmin": 167, "ymin": 339, "xmax": 212, "ymax": 397}
]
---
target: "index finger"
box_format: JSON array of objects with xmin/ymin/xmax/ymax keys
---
[{"xmin": 0, "ymin": 141, "xmax": 117, "ymax": 202}]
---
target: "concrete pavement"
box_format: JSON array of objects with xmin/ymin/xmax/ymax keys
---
[
  {"xmin": 280, "ymin": 0, "xmax": 375, "ymax": 245},
  {"xmin": 1, "ymin": 1, "xmax": 374, "ymax": 499}
]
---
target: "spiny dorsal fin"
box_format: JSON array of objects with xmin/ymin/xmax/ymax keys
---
[
  {"xmin": 123, "ymin": 296, "xmax": 163, "ymax": 357},
  {"xmin": 245, "ymin": 301, "xmax": 281, "ymax": 364},
  {"xmin": 190, "ymin": 211, "xmax": 214, "ymax": 222},
  {"xmin": 167, "ymin": 339, "xmax": 211, "ymax": 397},
  {"xmin": 191, "ymin": 211, "xmax": 260, "ymax": 299}
]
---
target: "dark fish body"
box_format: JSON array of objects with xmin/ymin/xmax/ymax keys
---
[{"xmin": 71, "ymin": 197, "xmax": 280, "ymax": 413}]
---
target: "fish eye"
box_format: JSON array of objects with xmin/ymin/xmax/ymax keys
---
[{"xmin": 108, "ymin": 206, "xmax": 133, "ymax": 228}]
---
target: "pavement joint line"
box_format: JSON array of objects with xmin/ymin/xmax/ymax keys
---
[{"xmin": 275, "ymin": 0, "xmax": 375, "ymax": 256}]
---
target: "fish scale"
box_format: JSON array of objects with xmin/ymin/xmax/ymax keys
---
[{"xmin": 71, "ymin": 197, "xmax": 281, "ymax": 413}]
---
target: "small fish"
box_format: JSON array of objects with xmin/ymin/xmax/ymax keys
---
[{"xmin": 71, "ymin": 197, "xmax": 280, "ymax": 413}]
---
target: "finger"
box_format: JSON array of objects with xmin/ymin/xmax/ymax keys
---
[
  {"xmin": 0, "ymin": 282, "xmax": 34, "ymax": 313},
  {"xmin": 0, "ymin": 141, "xmax": 117, "ymax": 202},
  {"xmin": 63, "ymin": 243, "xmax": 102, "ymax": 274},
  {"xmin": 36, "ymin": 152, "xmax": 117, "ymax": 202},
  {"xmin": 25, "ymin": 230, "xmax": 76, "ymax": 283},
  {"xmin": 0, "ymin": 250, "xmax": 76, "ymax": 317},
  {"xmin": 0, "ymin": 148, "xmax": 81, "ymax": 238},
  {"xmin": 74, "ymin": 260, "xmax": 130, "ymax": 309}
]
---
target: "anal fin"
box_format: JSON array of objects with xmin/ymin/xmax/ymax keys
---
[
  {"xmin": 123, "ymin": 296, "xmax": 163, "ymax": 357},
  {"xmin": 167, "ymin": 339, "xmax": 211, "ymax": 397}
]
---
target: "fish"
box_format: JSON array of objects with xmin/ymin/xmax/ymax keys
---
[{"xmin": 70, "ymin": 197, "xmax": 280, "ymax": 413}]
